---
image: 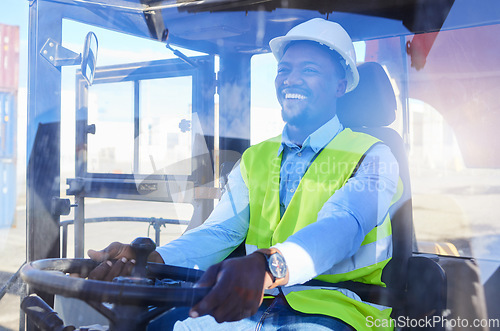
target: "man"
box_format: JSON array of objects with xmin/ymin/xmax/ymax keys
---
[{"xmin": 89, "ymin": 18, "xmax": 398, "ymax": 330}]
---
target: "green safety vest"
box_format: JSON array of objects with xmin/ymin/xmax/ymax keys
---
[{"xmin": 240, "ymin": 128, "xmax": 394, "ymax": 331}]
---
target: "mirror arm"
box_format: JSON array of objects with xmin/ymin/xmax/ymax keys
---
[
  {"xmin": 166, "ymin": 44, "xmax": 198, "ymax": 68},
  {"xmin": 40, "ymin": 38, "xmax": 82, "ymax": 67}
]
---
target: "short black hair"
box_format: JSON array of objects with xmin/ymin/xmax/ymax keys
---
[{"xmin": 282, "ymin": 40, "xmax": 346, "ymax": 80}]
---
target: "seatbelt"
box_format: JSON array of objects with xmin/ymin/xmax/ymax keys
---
[{"xmin": 302, "ymin": 279, "xmax": 400, "ymax": 307}]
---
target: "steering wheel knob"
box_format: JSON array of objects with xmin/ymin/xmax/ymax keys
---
[{"xmin": 130, "ymin": 237, "xmax": 156, "ymax": 278}]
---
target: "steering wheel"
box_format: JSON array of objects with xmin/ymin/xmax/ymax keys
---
[{"xmin": 20, "ymin": 237, "xmax": 211, "ymax": 331}]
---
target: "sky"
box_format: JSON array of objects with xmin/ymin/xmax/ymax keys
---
[{"xmin": 0, "ymin": 0, "xmax": 28, "ymax": 28}]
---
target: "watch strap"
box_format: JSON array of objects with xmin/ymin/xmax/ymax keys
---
[{"xmin": 254, "ymin": 248, "xmax": 288, "ymax": 289}]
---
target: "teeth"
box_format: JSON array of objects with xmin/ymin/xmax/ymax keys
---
[{"xmin": 285, "ymin": 93, "xmax": 306, "ymax": 100}]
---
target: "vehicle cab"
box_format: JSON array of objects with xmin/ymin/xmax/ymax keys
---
[{"xmin": 1, "ymin": 0, "xmax": 500, "ymax": 330}]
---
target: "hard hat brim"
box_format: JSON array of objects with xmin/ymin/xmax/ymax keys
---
[{"xmin": 269, "ymin": 35, "xmax": 360, "ymax": 92}]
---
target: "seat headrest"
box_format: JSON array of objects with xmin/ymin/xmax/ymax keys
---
[{"xmin": 337, "ymin": 62, "xmax": 396, "ymax": 128}]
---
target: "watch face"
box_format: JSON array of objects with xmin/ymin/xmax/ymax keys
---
[{"xmin": 269, "ymin": 253, "xmax": 287, "ymax": 279}]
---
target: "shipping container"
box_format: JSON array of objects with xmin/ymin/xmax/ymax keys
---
[
  {"xmin": 0, "ymin": 24, "xmax": 20, "ymax": 92},
  {"xmin": 0, "ymin": 23, "xmax": 19, "ymax": 228}
]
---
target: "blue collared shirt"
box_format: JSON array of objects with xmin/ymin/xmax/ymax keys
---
[
  {"xmin": 156, "ymin": 116, "xmax": 399, "ymax": 286},
  {"xmin": 278, "ymin": 116, "xmax": 344, "ymax": 217}
]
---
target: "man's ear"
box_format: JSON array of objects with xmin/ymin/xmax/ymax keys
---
[{"xmin": 336, "ymin": 79, "xmax": 348, "ymax": 98}]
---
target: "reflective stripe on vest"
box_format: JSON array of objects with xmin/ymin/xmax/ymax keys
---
[{"xmin": 240, "ymin": 129, "xmax": 394, "ymax": 330}]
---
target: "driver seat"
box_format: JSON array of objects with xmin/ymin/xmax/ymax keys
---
[{"xmin": 337, "ymin": 62, "xmax": 447, "ymax": 329}]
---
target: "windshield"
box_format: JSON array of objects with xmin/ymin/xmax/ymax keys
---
[{"xmin": 1, "ymin": 0, "xmax": 500, "ymax": 329}]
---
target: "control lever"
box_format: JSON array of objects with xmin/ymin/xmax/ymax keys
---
[
  {"xmin": 130, "ymin": 237, "xmax": 156, "ymax": 278},
  {"xmin": 21, "ymin": 294, "xmax": 76, "ymax": 331}
]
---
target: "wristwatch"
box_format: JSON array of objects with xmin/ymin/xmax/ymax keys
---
[{"xmin": 255, "ymin": 249, "xmax": 288, "ymax": 286}]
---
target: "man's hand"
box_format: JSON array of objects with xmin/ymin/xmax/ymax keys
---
[
  {"xmin": 88, "ymin": 241, "xmax": 134, "ymax": 263},
  {"xmin": 189, "ymin": 253, "xmax": 273, "ymax": 323},
  {"xmin": 87, "ymin": 242, "xmax": 164, "ymax": 281}
]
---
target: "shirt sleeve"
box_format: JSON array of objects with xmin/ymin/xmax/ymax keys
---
[
  {"xmin": 155, "ymin": 162, "xmax": 250, "ymax": 270},
  {"xmin": 274, "ymin": 143, "xmax": 399, "ymax": 286}
]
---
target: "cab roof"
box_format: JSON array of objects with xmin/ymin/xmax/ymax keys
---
[{"xmin": 51, "ymin": 0, "xmax": 465, "ymax": 54}]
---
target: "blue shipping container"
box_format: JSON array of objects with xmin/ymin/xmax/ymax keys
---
[{"xmin": 0, "ymin": 92, "xmax": 17, "ymax": 228}]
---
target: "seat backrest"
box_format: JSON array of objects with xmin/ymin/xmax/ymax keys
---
[{"xmin": 337, "ymin": 62, "xmax": 413, "ymax": 306}]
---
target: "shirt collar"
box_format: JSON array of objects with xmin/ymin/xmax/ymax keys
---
[{"xmin": 277, "ymin": 116, "xmax": 343, "ymax": 156}]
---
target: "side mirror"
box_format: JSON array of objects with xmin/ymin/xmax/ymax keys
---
[
  {"xmin": 40, "ymin": 32, "xmax": 99, "ymax": 84},
  {"xmin": 81, "ymin": 32, "xmax": 98, "ymax": 86}
]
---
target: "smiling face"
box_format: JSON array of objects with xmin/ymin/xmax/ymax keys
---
[{"xmin": 275, "ymin": 41, "xmax": 347, "ymax": 128}]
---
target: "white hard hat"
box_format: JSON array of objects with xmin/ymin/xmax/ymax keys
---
[{"xmin": 269, "ymin": 18, "xmax": 359, "ymax": 92}]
